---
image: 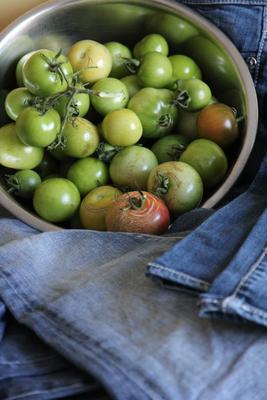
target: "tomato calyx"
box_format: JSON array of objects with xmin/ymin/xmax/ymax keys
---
[
  {"xmin": 173, "ymin": 89, "xmax": 191, "ymax": 109},
  {"xmin": 154, "ymin": 172, "xmax": 169, "ymax": 198},
  {"xmin": 40, "ymin": 49, "xmax": 69, "ymax": 86},
  {"xmin": 231, "ymin": 107, "xmax": 244, "ymax": 124},
  {"xmin": 167, "ymin": 143, "xmax": 186, "ymax": 160},
  {"xmin": 96, "ymin": 142, "xmax": 122, "ymax": 163},
  {"xmin": 121, "ymin": 57, "xmax": 140, "ymax": 74},
  {"xmin": 5, "ymin": 174, "xmax": 20, "ymax": 194},
  {"xmin": 123, "ymin": 190, "xmax": 146, "ymax": 211},
  {"xmin": 158, "ymin": 113, "xmax": 173, "ymax": 128}
]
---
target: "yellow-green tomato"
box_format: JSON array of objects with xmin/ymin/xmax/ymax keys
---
[
  {"xmin": 79, "ymin": 185, "xmax": 122, "ymax": 230},
  {"xmin": 179, "ymin": 138, "xmax": 228, "ymax": 188},
  {"xmin": 110, "ymin": 145, "xmax": 158, "ymax": 190},
  {"xmin": 5, "ymin": 87, "xmax": 35, "ymax": 121},
  {"xmin": 67, "ymin": 39, "xmax": 112, "ymax": 84},
  {"xmin": 102, "ymin": 108, "xmax": 143, "ymax": 146},
  {"xmin": 0, "ymin": 123, "xmax": 44, "ymax": 169},
  {"xmin": 67, "ymin": 157, "xmax": 109, "ymax": 197},
  {"xmin": 90, "ymin": 77, "xmax": 129, "ymax": 116},
  {"xmin": 147, "ymin": 161, "xmax": 203, "ymax": 215},
  {"xmin": 33, "ymin": 178, "xmax": 80, "ymax": 223},
  {"xmin": 62, "ymin": 117, "xmax": 99, "ymax": 158}
]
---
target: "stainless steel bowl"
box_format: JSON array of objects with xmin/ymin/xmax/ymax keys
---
[{"xmin": 0, "ymin": 0, "xmax": 258, "ymax": 231}]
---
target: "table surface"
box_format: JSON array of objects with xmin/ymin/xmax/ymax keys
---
[{"xmin": 0, "ymin": 0, "xmax": 47, "ymax": 31}]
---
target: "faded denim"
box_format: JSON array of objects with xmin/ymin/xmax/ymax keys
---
[{"xmin": 1, "ymin": 1, "xmax": 267, "ymax": 400}]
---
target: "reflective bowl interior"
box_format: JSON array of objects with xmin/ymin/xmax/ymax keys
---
[{"xmin": 0, "ymin": 0, "xmax": 258, "ymax": 231}]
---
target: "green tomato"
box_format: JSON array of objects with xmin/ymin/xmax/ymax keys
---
[
  {"xmin": 15, "ymin": 51, "xmax": 36, "ymax": 87},
  {"xmin": 175, "ymin": 108, "xmax": 199, "ymax": 140},
  {"xmin": 0, "ymin": 123, "xmax": 44, "ymax": 169},
  {"xmin": 62, "ymin": 117, "xmax": 99, "ymax": 158},
  {"xmin": 168, "ymin": 55, "xmax": 202, "ymax": 88},
  {"xmin": 137, "ymin": 51, "xmax": 173, "ymax": 88},
  {"xmin": 33, "ymin": 177, "xmax": 80, "ymax": 223},
  {"xmin": 120, "ymin": 75, "xmax": 143, "ymax": 98},
  {"xmin": 90, "ymin": 77, "xmax": 129, "ymax": 116},
  {"xmin": 102, "ymin": 108, "xmax": 143, "ymax": 146},
  {"xmin": 147, "ymin": 161, "xmax": 203, "ymax": 215},
  {"xmin": 5, "ymin": 169, "xmax": 41, "ymax": 198},
  {"xmin": 110, "ymin": 145, "xmax": 158, "ymax": 190},
  {"xmin": 175, "ymin": 78, "xmax": 212, "ymax": 112},
  {"xmin": 5, "ymin": 87, "xmax": 35, "ymax": 121},
  {"xmin": 22, "ymin": 49, "xmax": 73, "ymax": 96},
  {"xmin": 179, "ymin": 138, "xmax": 228, "ymax": 188},
  {"xmin": 54, "ymin": 84, "xmax": 90, "ymax": 118},
  {"xmin": 128, "ymin": 88, "xmax": 178, "ymax": 138},
  {"xmin": 133, "ymin": 33, "xmax": 169, "ymax": 59},
  {"xmin": 16, "ymin": 107, "xmax": 61, "ymax": 147},
  {"xmin": 105, "ymin": 41, "xmax": 132, "ymax": 78},
  {"xmin": 151, "ymin": 134, "xmax": 191, "ymax": 163},
  {"xmin": 67, "ymin": 157, "xmax": 109, "ymax": 197}
]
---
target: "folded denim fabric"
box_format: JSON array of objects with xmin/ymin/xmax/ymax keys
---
[
  {"xmin": 147, "ymin": 154, "xmax": 267, "ymax": 327},
  {"xmin": 0, "ymin": 211, "xmax": 109, "ymax": 399},
  {"xmin": 0, "ymin": 219, "xmax": 267, "ymax": 400}
]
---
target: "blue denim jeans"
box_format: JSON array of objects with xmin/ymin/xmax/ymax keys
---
[{"xmin": 1, "ymin": 1, "xmax": 267, "ymax": 400}]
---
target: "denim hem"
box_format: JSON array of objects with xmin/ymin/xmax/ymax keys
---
[
  {"xmin": 199, "ymin": 296, "xmax": 267, "ymax": 327},
  {"xmin": 147, "ymin": 262, "xmax": 210, "ymax": 292},
  {"xmin": 0, "ymin": 271, "xmax": 167, "ymax": 400},
  {"xmin": 198, "ymin": 243, "xmax": 267, "ymax": 327}
]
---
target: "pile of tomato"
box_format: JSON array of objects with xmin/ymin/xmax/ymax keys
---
[{"xmin": 0, "ymin": 33, "xmax": 240, "ymax": 234}]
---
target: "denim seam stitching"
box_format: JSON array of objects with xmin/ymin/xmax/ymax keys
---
[
  {"xmin": 254, "ymin": 5, "xmax": 267, "ymax": 85},
  {"xmin": 222, "ymin": 245, "xmax": 267, "ymax": 313},
  {"xmin": 0, "ymin": 271, "xmax": 164, "ymax": 400},
  {"xmin": 3, "ymin": 383, "xmax": 90, "ymax": 400},
  {"xmin": 148, "ymin": 262, "xmax": 210, "ymax": 291}
]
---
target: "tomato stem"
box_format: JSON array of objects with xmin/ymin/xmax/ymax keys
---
[
  {"xmin": 167, "ymin": 144, "xmax": 186, "ymax": 160},
  {"xmin": 154, "ymin": 173, "xmax": 169, "ymax": 198},
  {"xmin": 173, "ymin": 89, "xmax": 191, "ymax": 109},
  {"xmin": 159, "ymin": 114, "xmax": 173, "ymax": 128},
  {"xmin": 121, "ymin": 57, "xmax": 140, "ymax": 74},
  {"xmin": 96, "ymin": 142, "xmax": 122, "ymax": 163},
  {"xmin": 124, "ymin": 191, "xmax": 145, "ymax": 210},
  {"xmin": 5, "ymin": 174, "xmax": 20, "ymax": 194}
]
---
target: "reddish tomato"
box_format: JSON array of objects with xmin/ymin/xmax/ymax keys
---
[
  {"xmin": 105, "ymin": 191, "xmax": 170, "ymax": 235},
  {"xmin": 197, "ymin": 103, "xmax": 239, "ymax": 148}
]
